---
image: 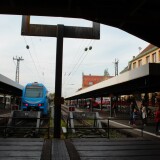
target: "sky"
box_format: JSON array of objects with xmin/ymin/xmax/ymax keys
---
[{"xmin": 0, "ymin": 14, "xmax": 149, "ymax": 97}]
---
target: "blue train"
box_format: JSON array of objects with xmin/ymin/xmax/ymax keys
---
[{"xmin": 21, "ymin": 82, "xmax": 49, "ymax": 115}]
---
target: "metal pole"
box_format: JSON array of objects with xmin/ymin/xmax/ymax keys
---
[
  {"xmin": 13, "ymin": 56, "xmax": 24, "ymax": 83},
  {"xmin": 100, "ymin": 97, "xmax": 102, "ymax": 110},
  {"xmin": 54, "ymin": 25, "xmax": 64, "ymax": 138},
  {"xmin": 108, "ymin": 118, "xmax": 110, "ymax": 139}
]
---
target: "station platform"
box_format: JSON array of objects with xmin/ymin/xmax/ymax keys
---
[
  {"xmin": 0, "ymin": 109, "xmax": 160, "ymax": 160},
  {"xmin": 66, "ymin": 137, "xmax": 160, "ymax": 160},
  {"xmin": 0, "ymin": 135, "xmax": 160, "ymax": 160},
  {"xmin": 0, "ymin": 138, "xmax": 44, "ymax": 160}
]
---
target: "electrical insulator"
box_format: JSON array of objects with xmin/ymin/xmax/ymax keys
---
[
  {"xmin": 26, "ymin": 45, "xmax": 29, "ymax": 49},
  {"xmin": 89, "ymin": 46, "xmax": 92, "ymax": 50},
  {"xmin": 84, "ymin": 48, "xmax": 88, "ymax": 51}
]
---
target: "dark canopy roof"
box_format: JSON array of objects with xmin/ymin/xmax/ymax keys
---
[
  {"xmin": 0, "ymin": 74, "xmax": 23, "ymax": 96},
  {"xmin": 0, "ymin": 0, "xmax": 160, "ymax": 47}
]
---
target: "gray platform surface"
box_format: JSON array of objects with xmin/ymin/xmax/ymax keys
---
[
  {"xmin": 71, "ymin": 138, "xmax": 160, "ymax": 160},
  {"xmin": 52, "ymin": 139, "xmax": 70, "ymax": 160},
  {"xmin": 0, "ymin": 138, "xmax": 44, "ymax": 160}
]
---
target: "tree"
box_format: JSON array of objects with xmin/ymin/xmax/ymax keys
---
[
  {"xmin": 104, "ymin": 68, "xmax": 110, "ymax": 76},
  {"xmin": 48, "ymin": 93, "xmax": 55, "ymax": 105}
]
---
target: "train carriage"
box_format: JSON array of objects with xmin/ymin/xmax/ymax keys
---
[{"xmin": 21, "ymin": 82, "xmax": 49, "ymax": 115}]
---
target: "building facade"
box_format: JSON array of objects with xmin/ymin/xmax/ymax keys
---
[
  {"xmin": 120, "ymin": 43, "xmax": 160, "ymax": 105},
  {"xmin": 82, "ymin": 73, "xmax": 113, "ymax": 89}
]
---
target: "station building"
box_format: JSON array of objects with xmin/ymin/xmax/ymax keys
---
[{"xmin": 120, "ymin": 43, "xmax": 160, "ymax": 105}]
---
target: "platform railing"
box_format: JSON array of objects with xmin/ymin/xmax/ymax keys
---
[{"xmin": 66, "ymin": 116, "xmax": 144, "ymax": 139}]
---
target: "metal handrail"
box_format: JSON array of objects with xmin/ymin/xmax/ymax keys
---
[{"xmin": 66, "ymin": 116, "xmax": 144, "ymax": 138}]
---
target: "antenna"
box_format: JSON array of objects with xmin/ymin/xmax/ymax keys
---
[
  {"xmin": 13, "ymin": 56, "xmax": 24, "ymax": 83},
  {"xmin": 114, "ymin": 58, "xmax": 119, "ymax": 76}
]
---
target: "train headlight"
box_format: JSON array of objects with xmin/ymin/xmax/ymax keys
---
[
  {"xmin": 23, "ymin": 103, "xmax": 28, "ymax": 106},
  {"xmin": 38, "ymin": 103, "xmax": 44, "ymax": 107}
]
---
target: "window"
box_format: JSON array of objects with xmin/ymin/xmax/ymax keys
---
[
  {"xmin": 138, "ymin": 59, "xmax": 142, "ymax": 67},
  {"xmin": 152, "ymin": 52, "xmax": 156, "ymax": 63},
  {"xmin": 133, "ymin": 62, "xmax": 136, "ymax": 69},
  {"xmin": 146, "ymin": 56, "xmax": 150, "ymax": 64},
  {"xmin": 25, "ymin": 86, "xmax": 43, "ymax": 98},
  {"xmin": 88, "ymin": 82, "xmax": 93, "ymax": 86}
]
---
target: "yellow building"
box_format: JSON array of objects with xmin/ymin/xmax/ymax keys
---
[
  {"xmin": 130, "ymin": 44, "xmax": 159, "ymax": 70},
  {"xmin": 120, "ymin": 44, "xmax": 160, "ymax": 106}
]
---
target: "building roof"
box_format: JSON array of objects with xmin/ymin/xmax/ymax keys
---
[
  {"xmin": 82, "ymin": 75, "xmax": 112, "ymax": 88},
  {"xmin": 120, "ymin": 44, "xmax": 159, "ymax": 74},
  {"xmin": 0, "ymin": 74, "xmax": 23, "ymax": 95},
  {"xmin": 130, "ymin": 44, "xmax": 158, "ymax": 62},
  {"xmin": 119, "ymin": 66, "xmax": 129, "ymax": 74},
  {"xmin": 65, "ymin": 63, "xmax": 160, "ymax": 99}
]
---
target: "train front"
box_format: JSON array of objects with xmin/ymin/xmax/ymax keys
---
[{"xmin": 21, "ymin": 83, "xmax": 48, "ymax": 115}]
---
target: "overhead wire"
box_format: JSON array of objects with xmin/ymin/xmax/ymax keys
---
[
  {"xmin": 64, "ymin": 40, "xmax": 95, "ymax": 86},
  {"xmin": 63, "ymin": 20, "xmax": 95, "ymax": 86},
  {"xmin": 63, "ymin": 40, "xmax": 90, "ymax": 86},
  {"xmin": 64, "ymin": 39, "xmax": 88, "ymax": 77},
  {"xmin": 23, "ymin": 36, "xmax": 43, "ymax": 82},
  {"xmin": 30, "ymin": 37, "xmax": 45, "ymax": 83},
  {"xmin": 72, "ymin": 40, "xmax": 95, "ymax": 75},
  {"xmin": 63, "ymin": 39, "xmax": 88, "ymax": 86}
]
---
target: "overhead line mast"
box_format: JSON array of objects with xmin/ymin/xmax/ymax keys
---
[{"xmin": 13, "ymin": 56, "xmax": 24, "ymax": 83}]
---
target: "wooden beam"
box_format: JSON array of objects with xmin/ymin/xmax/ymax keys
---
[{"xmin": 21, "ymin": 16, "xmax": 100, "ymax": 39}]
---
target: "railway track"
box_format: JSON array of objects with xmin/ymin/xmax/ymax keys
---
[
  {"xmin": 0, "ymin": 113, "xmax": 50, "ymax": 138},
  {"xmin": 61, "ymin": 105, "xmax": 106, "ymax": 138}
]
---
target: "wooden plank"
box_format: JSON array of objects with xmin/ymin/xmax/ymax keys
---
[
  {"xmin": 75, "ymin": 144, "xmax": 160, "ymax": 151},
  {"xmin": 80, "ymin": 156, "xmax": 160, "ymax": 160},
  {"xmin": 0, "ymin": 142, "xmax": 43, "ymax": 146},
  {"xmin": 0, "ymin": 158, "xmax": 39, "ymax": 160},
  {"xmin": 21, "ymin": 16, "xmax": 100, "ymax": 39},
  {"xmin": 0, "ymin": 138, "xmax": 44, "ymax": 160},
  {"xmin": 72, "ymin": 138, "xmax": 160, "ymax": 160},
  {"xmin": 0, "ymin": 146, "xmax": 42, "ymax": 151},
  {"xmin": 78, "ymin": 150, "xmax": 160, "ymax": 157},
  {"xmin": 0, "ymin": 151, "xmax": 41, "ymax": 157},
  {"xmin": 71, "ymin": 137, "xmax": 145, "ymax": 142},
  {"xmin": 72, "ymin": 140, "xmax": 159, "ymax": 146},
  {"xmin": 0, "ymin": 138, "xmax": 44, "ymax": 142}
]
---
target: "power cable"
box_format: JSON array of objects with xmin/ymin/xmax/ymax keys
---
[
  {"xmin": 64, "ymin": 40, "xmax": 95, "ymax": 86},
  {"xmin": 30, "ymin": 37, "xmax": 45, "ymax": 83},
  {"xmin": 23, "ymin": 36, "xmax": 42, "ymax": 82}
]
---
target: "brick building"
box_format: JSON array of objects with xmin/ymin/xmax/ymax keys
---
[{"xmin": 82, "ymin": 73, "xmax": 113, "ymax": 89}]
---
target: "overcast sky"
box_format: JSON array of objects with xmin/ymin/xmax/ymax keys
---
[{"xmin": 0, "ymin": 15, "xmax": 149, "ymax": 97}]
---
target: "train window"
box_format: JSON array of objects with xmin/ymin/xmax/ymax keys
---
[{"xmin": 25, "ymin": 86, "xmax": 43, "ymax": 98}]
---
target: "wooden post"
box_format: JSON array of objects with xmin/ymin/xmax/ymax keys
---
[{"xmin": 54, "ymin": 25, "xmax": 64, "ymax": 138}]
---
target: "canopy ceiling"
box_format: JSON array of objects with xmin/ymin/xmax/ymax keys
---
[{"xmin": 0, "ymin": 0, "xmax": 160, "ymax": 47}]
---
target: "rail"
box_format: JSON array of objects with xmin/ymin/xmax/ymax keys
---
[
  {"xmin": 0, "ymin": 116, "xmax": 50, "ymax": 138},
  {"xmin": 66, "ymin": 116, "xmax": 144, "ymax": 139}
]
